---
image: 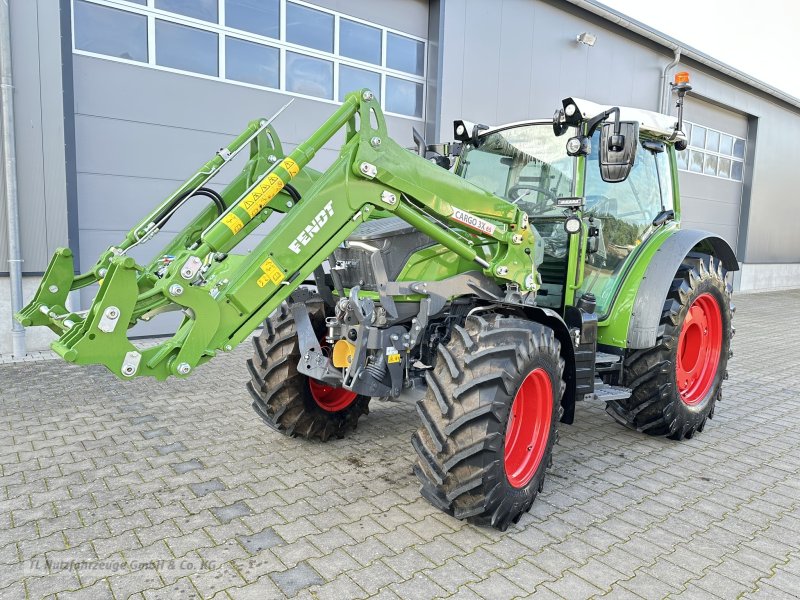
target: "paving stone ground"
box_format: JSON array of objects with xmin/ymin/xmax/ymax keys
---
[{"xmin": 1, "ymin": 289, "xmax": 799, "ymax": 599}]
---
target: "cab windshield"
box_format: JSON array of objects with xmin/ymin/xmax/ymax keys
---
[{"xmin": 457, "ymin": 123, "xmax": 575, "ymax": 217}]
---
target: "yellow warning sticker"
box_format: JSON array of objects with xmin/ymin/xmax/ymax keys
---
[
  {"xmin": 257, "ymin": 257, "xmax": 285, "ymax": 288},
  {"xmin": 387, "ymin": 353, "xmax": 402, "ymax": 364},
  {"xmin": 280, "ymin": 157, "xmax": 300, "ymax": 177},
  {"xmin": 222, "ymin": 213, "xmax": 244, "ymax": 235},
  {"xmin": 238, "ymin": 173, "xmax": 285, "ymax": 218}
]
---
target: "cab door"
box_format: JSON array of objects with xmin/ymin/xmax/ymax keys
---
[{"xmin": 577, "ymin": 134, "xmax": 675, "ymax": 317}]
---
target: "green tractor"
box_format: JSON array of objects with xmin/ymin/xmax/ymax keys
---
[{"xmin": 17, "ymin": 83, "xmax": 735, "ymax": 530}]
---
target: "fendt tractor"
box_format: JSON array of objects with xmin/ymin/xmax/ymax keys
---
[{"xmin": 17, "ymin": 74, "xmax": 735, "ymax": 530}]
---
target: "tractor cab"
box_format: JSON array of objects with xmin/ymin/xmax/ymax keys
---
[{"xmin": 454, "ymin": 98, "xmax": 687, "ymax": 315}]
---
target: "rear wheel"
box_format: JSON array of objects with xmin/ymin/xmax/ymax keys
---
[
  {"xmin": 412, "ymin": 313, "xmax": 565, "ymax": 531},
  {"xmin": 607, "ymin": 254, "xmax": 733, "ymax": 439},
  {"xmin": 247, "ymin": 299, "xmax": 370, "ymax": 441}
]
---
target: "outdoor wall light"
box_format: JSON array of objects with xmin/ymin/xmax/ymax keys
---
[{"xmin": 577, "ymin": 32, "xmax": 597, "ymax": 46}]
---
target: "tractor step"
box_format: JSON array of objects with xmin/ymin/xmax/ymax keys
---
[
  {"xmin": 595, "ymin": 351, "xmax": 621, "ymax": 365},
  {"xmin": 592, "ymin": 383, "xmax": 632, "ymax": 402}
]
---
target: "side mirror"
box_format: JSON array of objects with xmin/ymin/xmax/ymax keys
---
[{"xmin": 599, "ymin": 121, "xmax": 638, "ymax": 183}]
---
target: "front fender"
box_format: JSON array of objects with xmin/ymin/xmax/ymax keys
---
[
  {"xmin": 516, "ymin": 305, "xmax": 578, "ymax": 425},
  {"xmin": 598, "ymin": 228, "xmax": 738, "ymax": 349}
]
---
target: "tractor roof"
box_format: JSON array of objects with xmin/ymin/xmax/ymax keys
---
[
  {"xmin": 481, "ymin": 98, "xmax": 687, "ymax": 143},
  {"xmin": 568, "ymin": 97, "xmax": 687, "ymax": 142}
]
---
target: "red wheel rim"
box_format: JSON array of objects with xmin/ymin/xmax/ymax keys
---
[
  {"xmin": 676, "ymin": 293, "xmax": 723, "ymax": 406},
  {"xmin": 504, "ymin": 368, "xmax": 553, "ymax": 488},
  {"xmin": 308, "ymin": 378, "xmax": 357, "ymax": 412},
  {"xmin": 307, "ymin": 336, "xmax": 358, "ymax": 412}
]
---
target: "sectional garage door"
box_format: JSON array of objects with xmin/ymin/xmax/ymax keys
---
[{"xmin": 676, "ymin": 97, "xmax": 748, "ymax": 255}]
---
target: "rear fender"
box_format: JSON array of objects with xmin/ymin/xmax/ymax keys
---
[{"xmin": 600, "ymin": 229, "xmax": 738, "ymax": 350}]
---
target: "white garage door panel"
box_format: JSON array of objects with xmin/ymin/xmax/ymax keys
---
[
  {"xmin": 683, "ymin": 97, "xmax": 748, "ymax": 138},
  {"xmin": 681, "ymin": 195, "xmax": 741, "ymax": 226}
]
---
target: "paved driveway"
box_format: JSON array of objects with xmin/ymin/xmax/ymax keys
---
[{"xmin": 1, "ymin": 289, "xmax": 799, "ymax": 600}]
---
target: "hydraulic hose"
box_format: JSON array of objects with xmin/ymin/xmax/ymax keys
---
[{"xmin": 155, "ymin": 187, "xmax": 226, "ymax": 229}]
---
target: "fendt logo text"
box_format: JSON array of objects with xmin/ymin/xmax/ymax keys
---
[{"xmin": 288, "ymin": 201, "xmax": 335, "ymax": 253}]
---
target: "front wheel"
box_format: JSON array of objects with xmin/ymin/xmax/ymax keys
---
[
  {"xmin": 412, "ymin": 313, "xmax": 565, "ymax": 531},
  {"xmin": 246, "ymin": 299, "xmax": 370, "ymax": 441},
  {"xmin": 607, "ymin": 253, "xmax": 733, "ymax": 439}
]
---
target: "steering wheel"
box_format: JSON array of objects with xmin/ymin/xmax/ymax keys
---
[{"xmin": 507, "ymin": 184, "xmax": 559, "ymax": 211}]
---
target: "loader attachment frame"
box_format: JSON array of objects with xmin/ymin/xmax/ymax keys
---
[{"xmin": 18, "ymin": 90, "xmax": 539, "ymax": 380}]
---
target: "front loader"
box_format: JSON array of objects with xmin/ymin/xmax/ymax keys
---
[{"xmin": 17, "ymin": 77, "xmax": 737, "ymax": 530}]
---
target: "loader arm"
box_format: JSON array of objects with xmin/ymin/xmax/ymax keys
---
[{"xmin": 17, "ymin": 90, "xmax": 538, "ymax": 379}]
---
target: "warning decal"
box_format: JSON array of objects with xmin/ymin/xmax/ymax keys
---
[
  {"xmin": 238, "ymin": 173, "xmax": 285, "ymax": 218},
  {"xmin": 280, "ymin": 157, "xmax": 300, "ymax": 177},
  {"xmin": 451, "ymin": 209, "xmax": 496, "ymax": 236},
  {"xmin": 257, "ymin": 257, "xmax": 285, "ymax": 288},
  {"xmin": 386, "ymin": 347, "xmax": 402, "ymax": 364},
  {"xmin": 222, "ymin": 213, "xmax": 244, "ymax": 235}
]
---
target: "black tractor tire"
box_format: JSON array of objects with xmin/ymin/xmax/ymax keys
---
[
  {"xmin": 412, "ymin": 313, "xmax": 565, "ymax": 531},
  {"xmin": 607, "ymin": 253, "xmax": 734, "ymax": 440},
  {"xmin": 246, "ymin": 299, "xmax": 370, "ymax": 441}
]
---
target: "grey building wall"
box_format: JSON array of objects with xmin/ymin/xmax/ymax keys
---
[
  {"xmin": 0, "ymin": 0, "xmax": 70, "ymax": 274},
  {"xmin": 677, "ymin": 63, "xmax": 800, "ymax": 265},
  {"xmin": 435, "ymin": 0, "xmax": 666, "ymax": 139}
]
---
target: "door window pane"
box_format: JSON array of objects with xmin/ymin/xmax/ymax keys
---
[
  {"xmin": 226, "ymin": 37, "xmax": 279, "ymax": 89},
  {"xmin": 717, "ymin": 157, "xmax": 732, "ymax": 179},
  {"xmin": 731, "ymin": 161, "xmax": 744, "ymax": 181},
  {"xmin": 386, "ymin": 33, "xmax": 424, "ymax": 75},
  {"xmin": 385, "ymin": 77, "xmax": 422, "ymax": 117},
  {"xmin": 156, "ymin": 0, "xmax": 218, "ymax": 23},
  {"xmin": 286, "ymin": 2, "xmax": 333, "ymax": 53},
  {"xmin": 339, "ymin": 65, "xmax": 380, "ymax": 102},
  {"xmin": 689, "ymin": 149, "xmax": 703, "ymax": 173},
  {"xmin": 705, "ymin": 129, "xmax": 720, "ymax": 152},
  {"xmin": 690, "ymin": 125, "xmax": 705, "ymax": 149},
  {"xmin": 733, "ymin": 138, "xmax": 746, "ymax": 159},
  {"xmin": 286, "ymin": 52, "xmax": 332, "ymax": 99},
  {"xmin": 719, "ymin": 134, "xmax": 733, "ymax": 156},
  {"xmin": 156, "ymin": 20, "xmax": 218, "ymax": 76},
  {"xmin": 340, "ymin": 19, "xmax": 381, "ymax": 65},
  {"xmin": 226, "ymin": 0, "xmax": 279, "ymax": 39},
  {"xmin": 683, "ymin": 122, "xmax": 692, "ymax": 140},
  {"xmin": 580, "ymin": 137, "xmax": 667, "ymax": 316},
  {"xmin": 703, "ymin": 154, "xmax": 718, "ymax": 176},
  {"xmin": 74, "ymin": 0, "xmax": 148, "ymax": 62},
  {"xmin": 655, "ymin": 146, "xmax": 674, "ymax": 210}
]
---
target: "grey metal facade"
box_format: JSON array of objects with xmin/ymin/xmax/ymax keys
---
[
  {"xmin": 1, "ymin": 0, "xmax": 70, "ymax": 274},
  {"xmin": 3, "ymin": 0, "xmax": 800, "ymax": 353}
]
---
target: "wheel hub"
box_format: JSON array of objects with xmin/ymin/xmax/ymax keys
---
[
  {"xmin": 308, "ymin": 335, "xmax": 358, "ymax": 412},
  {"xmin": 308, "ymin": 379, "xmax": 357, "ymax": 412},
  {"xmin": 676, "ymin": 293, "xmax": 723, "ymax": 406},
  {"xmin": 504, "ymin": 368, "xmax": 553, "ymax": 488}
]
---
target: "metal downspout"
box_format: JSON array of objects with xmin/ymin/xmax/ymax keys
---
[
  {"xmin": 660, "ymin": 48, "xmax": 681, "ymax": 114},
  {"xmin": 0, "ymin": 0, "xmax": 25, "ymax": 357}
]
